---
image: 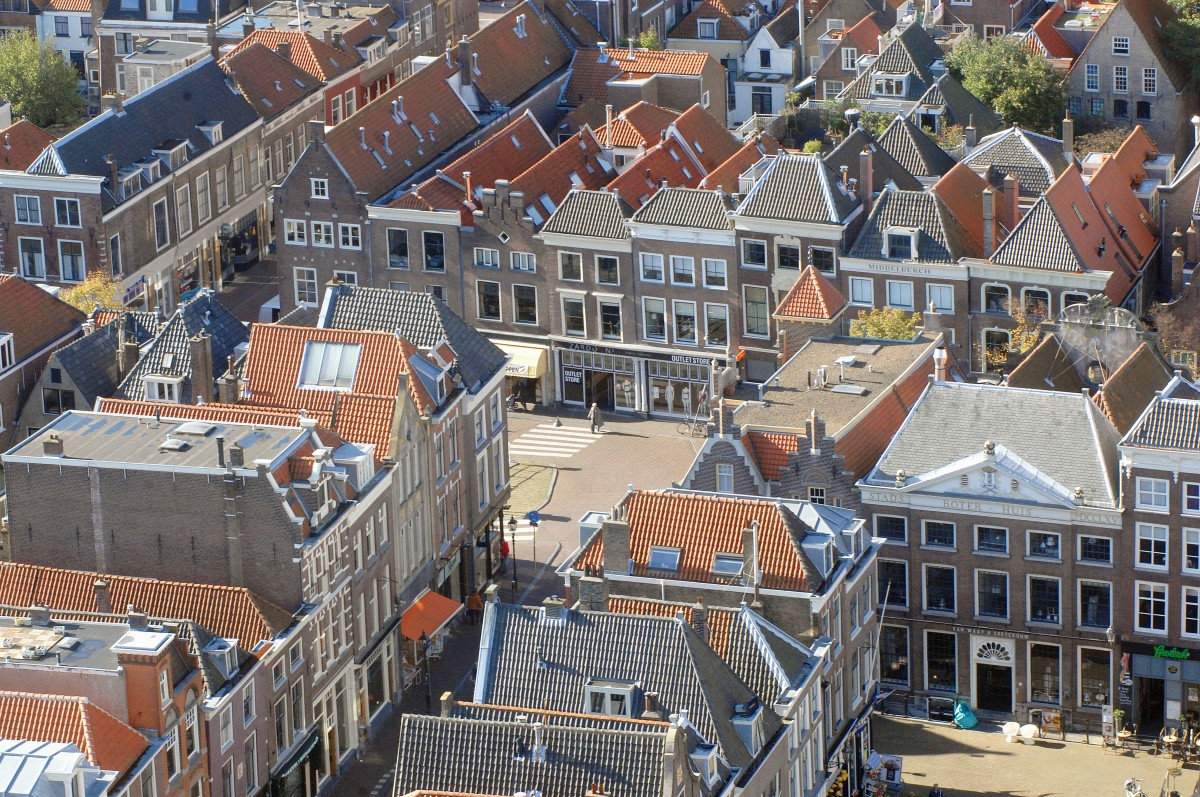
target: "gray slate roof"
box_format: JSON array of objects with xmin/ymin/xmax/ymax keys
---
[
  {"xmin": 963, "ymin": 126, "xmax": 1069, "ymax": 195},
  {"xmin": 541, "ymin": 189, "xmax": 632, "ymax": 239},
  {"xmin": 1122, "ymin": 394, "xmax": 1200, "ymax": 450},
  {"xmin": 845, "ymin": 23, "xmax": 945, "ymax": 101},
  {"xmin": 394, "ymin": 713, "xmax": 679, "ymax": 797},
  {"xmin": 915, "ymin": 74, "xmax": 1002, "ymax": 135},
  {"xmin": 53, "ymin": 313, "xmax": 158, "ymax": 406},
  {"xmin": 320, "ymin": 285, "xmax": 506, "ymax": 390},
  {"xmin": 764, "ymin": 3, "xmax": 799, "ymax": 44},
  {"xmin": 868, "ymin": 382, "xmax": 1119, "ymax": 508},
  {"xmin": 825, "ymin": 126, "xmax": 922, "ymax": 192},
  {"xmin": 475, "ymin": 603, "xmax": 779, "ymax": 768},
  {"xmin": 847, "ymin": 188, "xmax": 974, "ymax": 263},
  {"xmin": 29, "ymin": 59, "xmax": 259, "ymax": 212},
  {"xmin": 115, "ymin": 291, "xmax": 248, "ymax": 405},
  {"xmin": 991, "ymin": 196, "xmax": 1084, "ymax": 272},
  {"xmin": 876, "ymin": 116, "xmax": 956, "ymax": 180},
  {"xmin": 632, "ymin": 187, "xmax": 733, "ymax": 229},
  {"xmin": 737, "ymin": 154, "xmax": 858, "ymax": 224}
]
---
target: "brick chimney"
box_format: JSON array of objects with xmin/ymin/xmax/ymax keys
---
[
  {"xmin": 982, "ymin": 187, "xmax": 995, "ymax": 258},
  {"xmin": 690, "ymin": 599, "xmax": 708, "ymax": 643},
  {"xmin": 1003, "ymin": 173, "xmax": 1019, "ymax": 231},
  {"xmin": 229, "ymin": 442, "xmax": 245, "ymax": 468},
  {"xmin": 641, "ymin": 691, "xmax": 663, "ymax": 720},
  {"xmin": 29, "ymin": 605, "xmax": 50, "ymax": 626},
  {"xmin": 189, "ymin": 332, "xmax": 214, "ymax": 404},
  {"xmin": 1172, "ymin": 247, "xmax": 1186, "ymax": 299},
  {"xmin": 858, "ymin": 146, "xmax": 873, "ymax": 216},
  {"xmin": 42, "ymin": 434, "xmax": 64, "ymax": 457},
  {"xmin": 600, "ymin": 519, "xmax": 631, "ymax": 575},
  {"xmin": 541, "ymin": 595, "xmax": 567, "ymax": 623},
  {"xmin": 457, "ymin": 36, "xmax": 471, "ymax": 89},
  {"xmin": 1062, "ymin": 112, "xmax": 1074, "ymax": 160},
  {"xmin": 440, "ymin": 691, "xmax": 455, "ymax": 717},
  {"xmin": 276, "ymin": 39, "xmax": 292, "ymax": 62},
  {"xmin": 577, "ymin": 571, "xmax": 608, "ymax": 611},
  {"xmin": 94, "ymin": 579, "xmax": 112, "ymax": 614}
]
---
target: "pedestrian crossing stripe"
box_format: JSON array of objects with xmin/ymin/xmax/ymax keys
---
[
  {"xmin": 508, "ymin": 423, "xmax": 599, "ymax": 460},
  {"xmin": 506, "ymin": 518, "xmax": 539, "ymax": 542}
]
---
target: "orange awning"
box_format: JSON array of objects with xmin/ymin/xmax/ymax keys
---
[{"xmin": 401, "ymin": 589, "xmax": 464, "ymax": 640}]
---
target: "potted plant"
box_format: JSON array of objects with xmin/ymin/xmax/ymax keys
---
[{"xmin": 1112, "ymin": 708, "xmax": 1127, "ymax": 734}]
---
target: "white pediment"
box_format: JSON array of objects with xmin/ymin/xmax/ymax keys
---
[{"xmin": 895, "ymin": 443, "xmax": 1078, "ymax": 510}]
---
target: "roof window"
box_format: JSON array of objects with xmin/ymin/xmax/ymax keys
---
[
  {"xmin": 584, "ymin": 679, "xmax": 639, "ymax": 716},
  {"xmin": 711, "ymin": 553, "xmax": 743, "ymax": 578},
  {"xmin": 647, "ymin": 546, "xmax": 681, "ymax": 572},
  {"xmin": 298, "ymin": 341, "xmax": 362, "ymax": 390}
]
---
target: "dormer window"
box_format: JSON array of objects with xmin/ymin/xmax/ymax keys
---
[
  {"xmin": 584, "ymin": 680, "xmax": 638, "ymax": 716},
  {"xmin": 690, "ymin": 744, "xmax": 721, "ymax": 787},
  {"xmin": 118, "ymin": 168, "xmax": 141, "ymax": 200},
  {"xmin": 198, "ymin": 122, "xmax": 223, "ymax": 145},
  {"xmin": 153, "ymin": 142, "xmax": 189, "ymax": 171},
  {"xmin": 885, "ymin": 229, "xmax": 916, "ymax": 260},
  {"xmin": 0, "ymin": 334, "xmax": 13, "ymax": 371},
  {"xmin": 872, "ymin": 74, "xmax": 907, "ymax": 97},
  {"xmin": 298, "ymin": 341, "xmax": 361, "ymax": 390},
  {"xmin": 647, "ymin": 546, "xmax": 681, "ymax": 572},
  {"xmin": 698, "ymin": 18, "xmax": 719, "ymax": 38},
  {"xmin": 138, "ymin": 158, "xmax": 161, "ymax": 183},
  {"xmin": 204, "ymin": 637, "xmax": 239, "ymax": 680},
  {"xmin": 145, "ymin": 375, "xmax": 183, "ymax": 403},
  {"xmin": 731, "ymin": 700, "xmax": 765, "ymax": 756}
]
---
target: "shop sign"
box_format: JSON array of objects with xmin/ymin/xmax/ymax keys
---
[
  {"xmin": 560, "ymin": 341, "xmax": 722, "ymax": 366},
  {"xmin": 122, "ymin": 276, "xmax": 147, "ymax": 305},
  {"xmin": 563, "ymin": 368, "xmax": 582, "ymax": 385},
  {"xmin": 1125, "ymin": 641, "xmax": 1200, "ymax": 662},
  {"xmin": 1154, "ymin": 646, "xmax": 1191, "ymax": 660},
  {"xmin": 436, "ymin": 548, "xmax": 462, "ymax": 586}
]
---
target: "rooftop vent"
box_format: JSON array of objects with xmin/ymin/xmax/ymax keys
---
[
  {"xmin": 829, "ymin": 383, "xmax": 869, "ymax": 396},
  {"xmin": 159, "ymin": 437, "xmax": 190, "ymax": 452},
  {"xmin": 175, "ymin": 421, "xmax": 216, "ymax": 436}
]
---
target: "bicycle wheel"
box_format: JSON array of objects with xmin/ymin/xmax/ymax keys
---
[{"xmin": 677, "ymin": 422, "xmax": 692, "ymax": 436}]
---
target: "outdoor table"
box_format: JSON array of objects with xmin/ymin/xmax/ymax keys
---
[{"xmin": 1118, "ymin": 729, "xmax": 1134, "ymax": 751}]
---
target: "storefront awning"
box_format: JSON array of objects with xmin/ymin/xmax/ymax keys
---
[
  {"xmin": 498, "ymin": 342, "xmax": 548, "ymax": 379},
  {"xmin": 272, "ymin": 727, "xmax": 321, "ymax": 779},
  {"xmin": 401, "ymin": 588, "xmax": 464, "ymax": 641}
]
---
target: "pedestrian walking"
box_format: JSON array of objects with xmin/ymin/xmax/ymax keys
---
[
  {"xmin": 466, "ymin": 589, "xmax": 484, "ymax": 625},
  {"xmin": 928, "ymin": 784, "xmax": 944, "ymax": 797},
  {"xmin": 588, "ymin": 402, "xmax": 604, "ymax": 434}
]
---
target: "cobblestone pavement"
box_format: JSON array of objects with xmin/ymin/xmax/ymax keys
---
[
  {"xmin": 873, "ymin": 714, "xmax": 1200, "ymax": 797},
  {"xmin": 216, "ymin": 256, "xmax": 280, "ymax": 323},
  {"xmin": 328, "ymin": 408, "xmax": 703, "ymax": 797}
]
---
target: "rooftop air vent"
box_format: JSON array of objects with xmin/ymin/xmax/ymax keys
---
[
  {"xmin": 159, "ymin": 437, "xmax": 190, "ymax": 452},
  {"xmin": 175, "ymin": 421, "xmax": 216, "ymax": 436},
  {"xmin": 829, "ymin": 384, "xmax": 869, "ymax": 396}
]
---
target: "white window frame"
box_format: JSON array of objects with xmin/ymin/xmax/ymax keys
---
[
  {"xmin": 1136, "ymin": 522, "xmax": 1169, "ymax": 570},
  {"xmin": 294, "ymin": 267, "xmax": 318, "ymax": 306},
  {"xmin": 1135, "ymin": 580, "xmax": 1168, "ymax": 635},
  {"xmin": 741, "ymin": 239, "xmax": 767, "ymax": 269},
  {"xmin": 1113, "ymin": 65, "xmax": 1128, "ymax": 94},
  {"xmin": 152, "ymin": 198, "xmax": 170, "ymax": 251},
  {"xmin": 57, "ymin": 239, "xmax": 85, "ymax": 283},
  {"xmin": 310, "ymin": 178, "xmax": 329, "ymax": 199},
  {"xmin": 196, "ymin": 172, "xmax": 211, "ymax": 224},
  {"xmin": 1136, "ymin": 476, "xmax": 1169, "ymax": 512},
  {"xmin": 175, "ymin": 185, "xmax": 192, "ymax": 237},
  {"xmin": 1143, "ymin": 67, "xmax": 1157, "ymax": 95},
  {"xmin": 697, "ymin": 18, "xmax": 718, "ymax": 38},
  {"xmin": 311, "ymin": 221, "xmax": 334, "ymax": 248},
  {"xmin": 1085, "ymin": 63, "xmax": 1099, "ymax": 92},
  {"xmin": 670, "ymin": 255, "xmax": 695, "ymax": 286},
  {"xmin": 716, "ymin": 463, "xmax": 734, "ymax": 493},
  {"xmin": 849, "ymin": 277, "xmax": 873, "ymax": 306},
  {"xmin": 672, "ymin": 299, "xmax": 698, "ymax": 346},
  {"xmin": 476, "ymin": 279, "xmax": 501, "ymax": 321},
  {"xmin": 885, "ymin": 279, "xmax": 914, "ymax": 311},
  {"xmin": 474, "ymin": 247, "xmax": 500, "ymax": 268},
  {"xmin": 513, "ymin": 284, "xmax": 538, "ymax": 326},
  {"xmin": 339, "ymin": 223, "xmax": 362, "ymax": 250},
  {"xmin": 927, "ymin": 283, "xmax": 954, "ymax": 313},
  {"xmin": 742, "ymin": 284, "xmax": 770, "ymax": 339},
  {"xmin": 1185, "ymin": 586, "xmax": 1200, "ymax": 639},
  {"xmin": 1185, "ymin": 527, "xmax": 1200, "ymax": 573},
  {"xmin": 702, "ymin": 257, "xmax": 726, "ymax": 289},
  {"xmin": 642, "ymin": 297, "xmax": 667, "ymax": 342},
  {"xmin": 561, "ymin": 294, "xmax": 586, "ymax": 337},
  {"xmin": 54, "ymin": 197, "xmax": 81, "ymax": 228},
  {"xmin": 511, "ymin": 251, "xmax": 536, "ymax": 272},
  {"xmin": 284, "ymin": 219, "xmax": 307, "ymax": 245},
  {"xmin": 841, "ymin": 46, "xmax": 856, "ymax": 71},
  {"xmin": 1112, "ymin": 35, "xmax": 1129, "ymax": 55},
  {"xmin": 640, "ymin": 252, "xmax": 664, "ymax": 283},
  {"xmin": 13, "ymin": 195, "xmax": 40, "ymax": 225},
  {"xmin": 704, "ymin": 302, "xmax": 728, "ymax": 348}
]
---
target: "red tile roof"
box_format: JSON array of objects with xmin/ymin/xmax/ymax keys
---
[
  {"xmin": 606, "ymin": 138, "xmax": 701, "ymax": 208},
  {"xmin": 222, "ymin": 42, "xmax": 320, "ymax": 121},
  {"xmin": 240, "ymin": 325, "xmax": 415, "ymax": 454},
  {"xmin": 0, "ymin": 692, "xmax": 148, "ymax": 780},
  {"xmin": 932, "ymin": 161, "xmax": 1009, "ymax": 257},
  {"xmin": 700, "ymin": 134, "xmax": 779, "ymax": 192},
  {"xmin": 0, "ymin": 562, "xmax": 294, "ymax": 647},
  {"xmin": 834, "ymin": 356, "xmax": 934, "ymax": 477},
  {"xmin": 1088, "ymin": 137, "xmax": 1158, "ymax": 271},
  {"xmin": 1044, "ymin": 164, "xmax": 1140, "ymax": 302},
  {"xmin": 576, "ymin": 490, "xmax": 814, "ymax": 590},
  {"xmin": 1027, "ymin": 3, "xmax": 1076, "ymax": 62},
  {"xmin": 0, "ymin": 275, "xmax": 84, "ymax": 361},
  {"xmin": 341, "ymin": 6, "xmax": 401, "ymax": 49},
  {"xmin": 225, "ymin": 29, "xmax": 357, "ymax": 81},
  {"xmin": 774, "ymin": 266, "xmax": 848, "ymax": 321},
  {"xmin": 465, "ymin": 1, "xmax": 573, "ymax": 107},
  {"xmin": 564, "ymin": 47, "xmax": 714, "ymax": 107},
  {"xmin": 400, "ymin": 112, "xmax": 552, "ymax": 215},
  {"xmin": 745, "ymin": 431, "xmax": 799, "ymax": 481},
  {"xmin": 595, "ymin": 101, "xmax": 677, "ymax": 149},
  {"xmin": 671, "ymin": 104, "xmax": 741, "ymax": 173},
  {"xmin": 43, "ymin": 0, "xmax": 90, "ymax": 10},
  {"xmin": 843, "ymin": 13, "xmax": 885, "ymax": 52},
  {"xmin": 0, "ymin": 120, "xmax": 54, "ymax": 171},
  {"xmin": 1111, "ymin": 124, "xmax": 1159, "ymax": 177},
  {"xmin": 509, "ymin": 127, "xmax": 612, "ymax": 215}
]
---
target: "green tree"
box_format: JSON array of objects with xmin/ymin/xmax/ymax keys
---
[
  {"xmin": 0, "ymin": 30, "xmax": 83, "ymax": 127},
  {"xmin": 802, "ymin": 139, "xmax": 822, "ymax": 153},
  {"xmin": 1163, "ymin": 7, "xmax": 1200, "ymax": 81},
  {"xmin": 59, "ymin": 270, "xmax": 123, "ymax": 314},
  {"xmin": 849, "ymin": 307, "xmax": 921, "ymax": 340},
  {"xmin": 945, "ymin": 34, "xmax": 1064, "ymax": 134}
]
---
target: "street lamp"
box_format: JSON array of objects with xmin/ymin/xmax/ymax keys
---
[{"xmin": 419, "ymin": 631, "xmax": 433, "ymax": 713}]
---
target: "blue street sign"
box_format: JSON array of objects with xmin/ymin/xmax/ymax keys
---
[{"xmin": 526, "ymin": 510, "xmax": 540, "ymax": 524}]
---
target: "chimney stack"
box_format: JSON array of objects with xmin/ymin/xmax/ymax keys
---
[
  {"xmin": 577, "ymin": 571, "xmax": 608, "ymax": 611},
  {"xmin": 229, "ymin": 442, "xmax": 246, "ymax": 468},
  {"xmin": 859, "ymin": 146, "xmax": 873, "ymax": 216},
  {"xmin": 541, "ymin": 595, "xmax": 567, "ymax": 623},
  {"xmin": 641, "ymin": 692, "xmax": 663, "ymax": 720},
  {"xmin": 604, "ymin": 103, "xmax": 613, "ymax": 149},
  {"xmin": 601, "ymin": 519, "xmax": 632, "ymax": 575},
  {"xmin": 276, "ymin": 39, "xmax": 292, "ymax": 62},
  {"xmin": 440, "ymin": 691, "xmax": 455, "ymax": 717},
  {"xmin": 742, "ymin": 521, "xmax": 761, "ymax": 607},
  {"xmin": 189, "ymin": 332, "xmax": 215, "ymax": 404},
  {"xmin": 42, "ymin": 434, "xmax": 64, "ymax": 457},
  {"xmin": 457, "ymin": 36, "xmax": 471, "ymax": 88},
  {"xmin": 933, "ymin": 344, "xmax": 948, "ymax": 382},
  {"xmin": 127, "ymin": 607, "xmax": 149, "ymax": 630},
  {"xmin": 982, "ymin": 186, "xmax": 995, "ymax": 258},
  {"xmin": 242, "ymin": 17, "xmax": 254, "ymax": 38},
  {"xmin": 690, "ymin": 599, "xmax": 708, "ymax": 643},
  {"xmin": 1062, "ymin": 112, "xmax": 1074, "ymax": 160},
  {"xmin": 94, "ymin": 580, "xmax": 112, "ymax": 614},
  {"xmin": 964, "ymin": 114, "xmax": 977, "ymax": 151},
  {"xmin": 1172, "ymin": 246, "xmax": 1186, "ymax": 299},
  {"xmin": 29, "ymin": 605, "xmax": 50, "ymax": 626},
  {"xmin": 1003, "ymin": 173, "xmax": 1019, "ymax": 230}
]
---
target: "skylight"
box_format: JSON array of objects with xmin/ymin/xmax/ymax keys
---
[
  {"xmin": 711, "ymin": 553, "xmax": 743, "ymax": 578},
  {"xmin": 298, "ymin": 341, "xmax": 362, "ymax": 390},
  {"xmin": 647, "ymin": 546, "xmax": 681, "ymax": 572}
]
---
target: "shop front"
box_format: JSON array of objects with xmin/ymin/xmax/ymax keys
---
[
  {"xmin": 268, "ymin": 728, "xmax": 321, "ymax": 797},
  {"xmin": 553, "ymin": 341, "xmax": 723, "ymax": 418},
  {"xmin": 1124, "ymin": 642, "xmax": 1200, "ymax": 733},
  {"xmin": 496, "ymin": 341, "xmax": 549, "ymax": 409},
  {"xmin": 970, "ymin": 634, "xmax": 1016, "ymax": 715}
]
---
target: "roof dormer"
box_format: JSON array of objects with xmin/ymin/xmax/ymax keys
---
[
  {"xmin": 871, "ymin": 73, "xmax": 908, "ymax": 98},
  {"xmin": 730, "ymin": 698, "xmax": 765, "ymax": 756},
  {"xmin": 584, "ymin": 678, "xmax": 641, "ymax": 717},
  {"xmin": 152, "ymin": 140, "xmax": 189, "ymax": 171},
  {"xmin": 883, "ymin": 226, "xmax": 917, "ymax": 260},
  {"xmin": 198, "ymin": 122, "xmax": 223, "ymax": 145},
  {"xmin": 689, "ymin": 743, "xmax": 722, "ymax": 788}
]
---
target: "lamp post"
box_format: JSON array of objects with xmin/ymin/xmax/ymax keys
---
[
  {"xmin": 419, "ymin": 631, "xmax": 433, "ymax": 713},
  {"xmin": 510, "ymin": 515, "xmax": 519, "ymax": 600}
]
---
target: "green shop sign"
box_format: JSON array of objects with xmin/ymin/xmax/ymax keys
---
[{"xmin": 1153, "ymin": 646, "xmax": 1191, "ymax": 660}]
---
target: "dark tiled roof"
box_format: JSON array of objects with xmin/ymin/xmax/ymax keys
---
[
  {"xmin": 30, "ymin": 59, "xmax": 259, "ymax": 212},
  {"xmin": 764, "ymin": 0, "xmax": 799, "ymax": 44},
  {"xmin": 475, "ymin": 603, "xmax": 780, "ymax": 768},
  {"xmin": 990, "ymin": 196, "xmax": 1083, "ymax": 271},
  {"xmin": 395, "ymin": 712, "xmax": 675, "ymax": 797},
  {"xmin": 876, "ymin": 116, "xmax": 956, "ymax": 180},
  {"xmin": 1123, "ymin": 388, "xmax": 1200, "ymax": 450},
  {"xmin": 632, "ymin": 187, "xmax": 732, "ymax": 229},
  {"xmin": 115, "ymin": 291, "xmax": 248, "ymax": 405},
  {"xmin": 52, "ymin": 314, "xmax": 158, "ymax": 406},
  {"xmin": 541, "ymin": 189, "xmax": 632, "ymax": 238},
  {"xmin": 737, "ymin": 154, "xmax": 858, "ymax": 224},
  {"xmin": 102, "ymin": 0, "xmax": 231, "ymax": 23},
  {"xmin": 845, "ymin": 22, "xmax": 943, "ymax": 101},
  {"xmin": 1094, "ymin": 342, "xmax": 1174, "ymax": 434},
  {"xmin": 915, "ymin": 74, "xmax": 1002, "ymax": 135},
  {"xmin": 870, "ymin": 382, "xmax": 1119, "ymax": 507},
  {"xmin": 320, "ymin": 286, "xmax": 506, "ymax": 390},
  {"xmin": 847, "ymin": 188, "xmax": 973, "ymax": 263},
  {"xmin": 963, "ymin": 126, "xmax": 1069, "ymax": 195},
  {"xmin": 824, "ymin": 126, "xmax": 921, "ymax": 192}
]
